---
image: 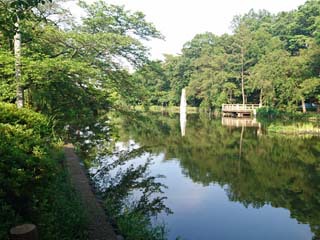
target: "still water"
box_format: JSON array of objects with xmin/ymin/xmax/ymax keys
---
[{"xmin": 90, "ymin": 113, "xmax": 320, "ymax": 240}]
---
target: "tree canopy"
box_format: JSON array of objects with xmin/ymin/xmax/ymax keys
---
[
  {"xmin": 131, "ymin": 0, "xmax": 320, "ymax": 113},
  {"xmin": 0, "ymin": 0, "xmax": 162, "ymax": 124}
]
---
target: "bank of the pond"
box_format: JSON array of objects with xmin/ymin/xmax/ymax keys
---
[
  {"xmin": 133, "ymin": 105, "xmax": 198, "ymax": 113},
  {"xmin": 83, "ymin": 138, "xmax": 171, "ymax": 240},
  {"xmin": 64, "ymin": 144, "xmax": 118, "ymax": 240},
  {"xmin": 267, "ymin": 122, "xmax": 320, "ymax": 135},
  {"xmin": 257, "ymin": 107, "xmax": 320, "ymax": 121}
]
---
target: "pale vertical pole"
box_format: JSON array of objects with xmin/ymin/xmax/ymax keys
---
[{"xmin": 14, "ymin": 16, "xmax": 24, "ymax": 108}]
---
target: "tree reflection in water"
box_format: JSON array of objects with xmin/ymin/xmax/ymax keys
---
[{"xmin": 112, "ymin": 112, "xmax": 320, "ymax": 238}]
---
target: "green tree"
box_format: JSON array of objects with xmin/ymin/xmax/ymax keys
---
[
  {"xmin": 0, "ymin": 0, "xmax": 52, "ymax": 108},
  {"xmin": 250, "ymin": 49, "xmax": 290, "ymax": 107},
  {"xmin": 0, "ymin": 0, "xmax": 162, "ymax": 123},
  {"xmin": 289, "ymin": 40, "xmax": 320, "ymax": 112},
  {"xmin": 230, "ymin": 22, "xmax": 254, "ymax": 104},
  {"xmin": 131, "ymin": 61, "xmax": 169, "ymax": 107}
]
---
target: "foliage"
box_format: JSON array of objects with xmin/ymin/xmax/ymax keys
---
[
  {"xmin": 0, "ymin": 0, "xmax": 165, "ymax": 231},
  {"xmin": 91, "ymin": 147, "xmax": 172, "ymax": 240},
  {"xmin": 132, "ymin": 0, "xmax": 320, "ymax": 113},
  {"xmin": 0, "ymin": 102, "xmax": 87, "ymax": 239},
  {"xmin": 0, "ymin": 101, "xmax": 53, "ymax": 135},
  {"xmin": 0, "ymin": 104, "xmax": 55, "ymax": 213},
  {"xmin": 35, "ymin": 167, "xmax": 88, "ymax": 240},
  {"xmin": 257, "ymin": 107, "xmax": 296, "ymax": 119},
  {"xmin": 130, "ymin": 61, "xmax": 170, "ymax": 107},
  {"xmin": 0, "ymin": 0, "xmax": 162, "ymax": 126},
  {"xmin": 256, "ymin": 106, "xmax": 318, "ymax": 120},
  {"xmin": 267, "ymin": 122, "xmax": 320, "ymax": 134},
  {"xmin": 0, "ymin": 50, "xmax": 15, "ymax": 102}
]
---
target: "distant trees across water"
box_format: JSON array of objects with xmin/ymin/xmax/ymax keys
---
[{"xmin": 131, "ymin": 0, "xmax": 320, "ymax": 113}]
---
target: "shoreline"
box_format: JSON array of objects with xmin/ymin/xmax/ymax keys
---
[{"xmin": 64, "ymin": 144, "xmax": 118, "ymax": 240}]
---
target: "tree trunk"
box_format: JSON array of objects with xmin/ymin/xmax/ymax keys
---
[
  {"xmin": 238, "ymin": 126, "xmax": 244, "ymax": 175},
  {"xmin": 14, "ymin": 17, "xmax": 24, "ymax": 108},
  {"xmin": 241, "ymin": 47, "xmax": 245, "ymax": 105},
  {"xmin": 10, "ymin": 224, "xmax": 38, "ymax": 240},
  {"xmin": 301, "ymin": 97, "xmax": 307, "ymax": 113},
  {"xmin": 259, "ymin": 89, "xmax": 263, "ymax": 107}
]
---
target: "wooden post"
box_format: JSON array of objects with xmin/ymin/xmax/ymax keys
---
[{"xmin": 10, "ymin": 224, "xmax": 38, "ymax": 240}]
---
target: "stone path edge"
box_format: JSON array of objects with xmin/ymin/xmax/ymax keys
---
[{"xmin": 64, "ymin": 144, "xmax": 118, "ymax": 240}]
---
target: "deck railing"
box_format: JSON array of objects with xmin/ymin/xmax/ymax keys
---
[{"xmin": 222, "ymin": 104, "xmax": 261, "ymax": 111}]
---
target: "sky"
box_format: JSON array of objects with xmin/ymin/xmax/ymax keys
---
[{"xmin": 81, "ymin": 0, "xmax": 307, "ymax": 60}]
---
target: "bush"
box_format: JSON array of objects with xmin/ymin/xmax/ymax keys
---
[
  {"xmin": 0, "ymin": 103, "xmax": 56, "ymax": 220},
  {"xmin": 256, "ymin": 106, "xmax": 314, "ymax": 121},
  {"xmin": 0, "ymin": 103, "xmax": 87, "ymax": 239},
  {"xmin": 0, "ymin": 102, "xmax": 53, "ymax": 137}
]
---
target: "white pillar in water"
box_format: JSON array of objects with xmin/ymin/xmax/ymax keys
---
[{"xmin": 180, "ymin": 88, "xmax": 187, "ymax": 136}]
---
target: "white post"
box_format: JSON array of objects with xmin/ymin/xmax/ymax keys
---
[{"xmin": 14, "ymin": 16, "xmax": 24, "ymax": 108}]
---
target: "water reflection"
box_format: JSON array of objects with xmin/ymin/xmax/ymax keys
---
[
  {"xmin": 221, "ymin": 117, "xmax": 261, "ymax": 128},
  {"xmin": 180, "ymin": 113, "xmax": 186, "ymax": 137},
  {"xmin": 93, "ymin": 112, "xmax": 320, "ymax": 239},
  {"xmin": 180, "ymin": 88, "xmax": 187, "ymax": 137}
]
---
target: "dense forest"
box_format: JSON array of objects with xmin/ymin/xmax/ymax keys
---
[{"xmin": 132, "ymin": 0, "xmax": 320, "ymax": 113}]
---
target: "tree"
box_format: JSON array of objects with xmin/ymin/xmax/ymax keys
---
[
  {"xmin": 162, "ymin": 54, "xmax": 191, "ymax": 105},
  {"xmin": 250, "ymin": 49, "xmax": 290, "ymax": 107},
  {"xmin": 289, "ymin": 40, "xmax": 320, "ymax": 112},
  {"xmin": 131, "ymin": 61, "xmax": 169, "ymax": 107},
  {"xmin": 0, "ymin": 0, "xmax": 53, "ymax": 108},
  {"xmin": 231, "ymin": 22, "xmax": 254, "ymax": 105},
  {"xmin": 187, "ymin": 50, "xmax": 233, "ymax": 110}
]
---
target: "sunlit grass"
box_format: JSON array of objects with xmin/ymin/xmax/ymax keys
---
[{"xmin": 268, "ymin": 123, "xmax": 320, "ymax": 135}]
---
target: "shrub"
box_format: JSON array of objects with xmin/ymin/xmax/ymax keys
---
[
  {"xmin": 0, "ymin": 103, "xmax": 56, "ymax": 220},
  {"xmin": 0, "ymin": 102, "xmax": 53, "ymax": 137},
  {"xmin": 256, "ymin": 106, "xmax": 316, "ymax": 121},
  {"xmin": 0, "ymin": 103, "xmax": 87, "ymax": 239}
]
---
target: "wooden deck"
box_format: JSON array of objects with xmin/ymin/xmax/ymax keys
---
[{"xmin": 222, "ymin": 104, "xmax": 261, "ymax": 117}]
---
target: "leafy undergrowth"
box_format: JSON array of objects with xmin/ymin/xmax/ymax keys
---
[
  {"xmin": 257, "ymin": 107, "xmax": 319, "ymax": 121},
  {"xmin": 91, "ymin": 148, "xmax": 172, "ymax": 240},
  {"xmin": 0, "ymin": 102, "xmax": 87, "ymax": 240}
]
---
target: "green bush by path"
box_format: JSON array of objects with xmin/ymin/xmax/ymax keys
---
[
  {"xmin": 0, "ymin": 102, "xmax": 87, "ymax": 239},
  {"xmin": 0, "ymin": 102, "xmax": 54, "ymax": 137}
]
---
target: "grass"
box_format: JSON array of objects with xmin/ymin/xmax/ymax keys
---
[
  {"xmin": 267, "ymin": 122, "xmax": 320, "ymax": 135},
  {"xmin": 35, "ymin": 146, "xmax": 88, "ymax": 240}
]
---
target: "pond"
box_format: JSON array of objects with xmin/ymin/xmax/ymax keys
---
[{"xmin": 88, "ymin": 112, "xmax": 320, "ymax": 240}]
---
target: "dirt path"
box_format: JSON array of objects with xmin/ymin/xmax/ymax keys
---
[{"xmin": 64, "ymin": 144, "xmax": 118, "ymax": 240}]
